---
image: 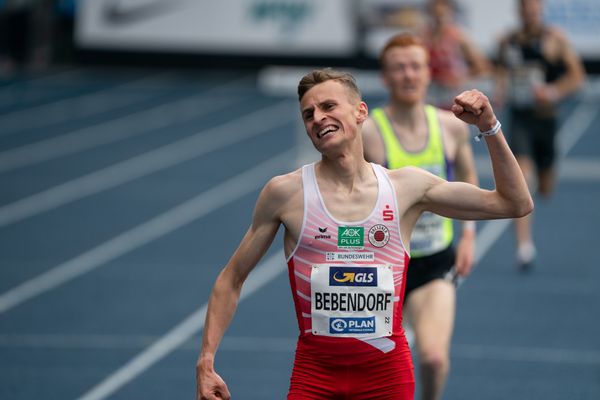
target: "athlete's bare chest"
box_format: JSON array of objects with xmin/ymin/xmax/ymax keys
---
[{"xmin": 319, "ymin": 188, "xmax": 379, "ymax": 222}]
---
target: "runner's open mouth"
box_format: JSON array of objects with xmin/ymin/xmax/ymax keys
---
[{"xmin": 317, "ymin": 125, "xmax": 339, "ymax": 139}]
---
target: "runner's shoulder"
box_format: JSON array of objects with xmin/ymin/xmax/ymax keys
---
[
  {"xmin": 263, "ymin": 168, "xmax": 303, "ymax": 203},
  {"xmin": 387, "ymin": 165, "xmax": 439, "ymax": 186}
]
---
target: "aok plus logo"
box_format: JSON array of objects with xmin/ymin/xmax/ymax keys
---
[
  {"xmin": 329, "ymin": 266, "xmax": 377, "ymax": 286},
  {"xmin": 337, "ymin": 226, "xmax": 364, "ymax": 249}
]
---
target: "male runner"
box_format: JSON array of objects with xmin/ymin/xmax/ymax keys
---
[
  {"xmin": 496, "ymin": 0, "xmax": 585, "ymax": 270},
  {"xmin": 421, "ymin": 0, "xmax": 490, "ymax": 109},
  {"xmin": 362, "ymin": 32, "xmax": 477, "ymax": 400},
  {"xmin": 196, "ymin": 68, "xmax": 532, "ymax": 400}
]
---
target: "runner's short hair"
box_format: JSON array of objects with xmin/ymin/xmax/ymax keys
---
[
  {"xmin": 298, "ymin": 68, "xmax": 361, "ymax": 102},
  {"xmin": 379, "ymin": 32, "xmax": 429, "ymax": 67}
]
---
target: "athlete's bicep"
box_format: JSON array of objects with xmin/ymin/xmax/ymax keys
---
[
  {"xmin": 561, "ymin": 40, "xmax": 585, "ymax": 88},
  {"xmin": 222, "ymin": 179, "xmax": 286, "ymax": 287},
  {"xmin": 460, "ymin": 34, "xmax": 490, "ymax": 76},
  {"xmin": 423, "ymin": 179, "xmax": 507, "ymax": 221}
]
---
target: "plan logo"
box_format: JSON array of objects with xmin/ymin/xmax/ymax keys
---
[
  {"xmin": 329, "ymin": 266, "xmax": 377, "ymax": 286},
  {"xmin": 329, "ymin": 317, "xmax": 375, "ymax": 334},
  {"xmin": 337, "ymin": 226, "xmax": 364, "ymax": 249}
]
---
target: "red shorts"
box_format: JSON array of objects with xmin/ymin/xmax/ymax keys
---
[{"xmin": 287, "ymin": 335, "xmax": 414, "ymax": 399}]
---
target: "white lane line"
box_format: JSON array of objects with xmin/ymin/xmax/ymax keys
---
[
  {"xmin": 216, "ymin": 339, "xmax": 600, "ymax": 365},
  {"xmin": 0, "ymin": 73, "xmax": 173, "ymax": 136},
  {"xmin": 0, "ymin": 69, "xmax": 84, "ymax": 106},
  {"xmin": 3, "ymin": 333, "xmax": 599, "ymax": 366},
  {"xmin": 475, "ymin": 156, "xmax": 600, "ymax": 181},
  {"xmin": 0, "ymin": 150, "xmax": 293, "ymax": 314},
  {"xmin": 73, "ymin": 100, "xmax": 598, "ymax": 400},
  {"xmin": 0, "ymin": 333, "xmax": 296, "ymax": 352},
  {"xmin": 0, "ymin": 92, "xmax": 240, "ymax": 172},
  {"xmin": 0, "ymin": 100, "xmax": 295, "ymax": 227},
  {"xmin": 472, "ymin": 219, "xmax": 511, "ymax": 265},
  {"xmin": 557, "ymin": 102, "xmax": 598, "ymax": 157},
  {"xmin": 76, "ymin": 250, "xmax": 286, "ymax": 400},
  {"xmin": 221, "ymin": 338, "xmax": 600, "ymax": 365},
  {"xmin": 0, "ymin": 334, "xmax": 158, "ymax": 349},
  {"xmin": 0, "ymin": 74, "xmax": 253, "ymax": 170},
  {"xmin": 202, "ymin": 336, "xmax": 296, "ymax": 353},
  {"xmin": 452, "ymin": 343, "xmax": 600, "ymax": 365},
  {"xmin": 557, "ymin": 158, "xmax": 600, "ymax": 181}
]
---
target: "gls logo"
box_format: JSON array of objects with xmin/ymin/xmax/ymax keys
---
[{"xmin": 329, "ymin": 266, "xmax": 377, "ymax": 286}]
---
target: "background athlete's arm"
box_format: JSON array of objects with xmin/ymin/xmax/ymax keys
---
[
  {"xmin": 457, "ymin": 29, "xmax": 491, "ymax": 80},
  {"xmin": 196, "ymin": 177, "xmax": 285, "ymax": 400},
  {"xmin": 533, "ymin": 27, "xmax": 585, "ymax": 104},
  {"xmin": 451, "ymin": 117, "xmax": 478, "ymax": 277}
]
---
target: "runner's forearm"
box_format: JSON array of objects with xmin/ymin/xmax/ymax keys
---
[
  {"xmin": 198, "ymin": 269, "xmax": 243, "ymax": 367},
  {"xmin": 484, "ymin": 130, "xmax": 532, "ymax": 216}
]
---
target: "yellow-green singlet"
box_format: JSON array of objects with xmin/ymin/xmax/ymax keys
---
[{"xmin": 371, "ymin": 105, "xmax": 453, "ymax": 257}]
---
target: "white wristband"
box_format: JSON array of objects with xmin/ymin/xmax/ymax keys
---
[
  {"xmin": 463, "ymin": 221, "xmax": 476, "ymax": 232},
  {"xmin": 475, "ymin": 120, "xmax": 501, "ymax": 142}
]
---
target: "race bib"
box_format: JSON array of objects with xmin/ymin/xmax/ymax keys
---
[
  {"xmin": 410, "ymin": 211, "xmax": 446, "ymax": 255},
  {"xmin": 510, "ymin": 64, "xmax": 545, "ymax": 107},
  {"xmin": 310, "ymin": 264, "xmax": 394, "ymax": 339}
]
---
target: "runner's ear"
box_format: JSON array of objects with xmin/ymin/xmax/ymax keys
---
[{"xmin": 357, "ymin": 101, "xmax": 369, "ymax": 124}]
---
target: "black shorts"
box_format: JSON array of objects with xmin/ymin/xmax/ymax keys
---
[
  {"xmin": 404, "ymin": 246, "xmax": 455, "ymax": 301},
  {"xmin": 509, "ymin": 108, "xmax": 558, "ymax": 171}
]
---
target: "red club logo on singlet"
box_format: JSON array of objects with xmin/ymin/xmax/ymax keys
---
[
  {"xmin": 368, "ymin": 224, "xmax": 390, "ymax": 248},
  {"xmin": 383, "ymin": 205, "xmax": 394, "ymax": 221}
]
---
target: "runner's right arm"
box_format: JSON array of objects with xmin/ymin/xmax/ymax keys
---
[{"xmin": 196, "ymin": 176, "xmax": 288, "ymax": 400}]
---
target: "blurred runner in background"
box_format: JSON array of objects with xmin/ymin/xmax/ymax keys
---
[
  {"xmin": 421, "ymin": 0, "xmax": 491, "ymax": 109},
  {"xmin": 363, "ymin": 32, "xmax": 478, "ymax": 400},
  {"xmin": 495, "ymin": 0, "xmax": 585, "ymax": 271}
]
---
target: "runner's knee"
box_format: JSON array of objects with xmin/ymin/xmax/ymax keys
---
[{"xmin": 419, "ymin": 349, "xmax": 449, "ymax": 374}]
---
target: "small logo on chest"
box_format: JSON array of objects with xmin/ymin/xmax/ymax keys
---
[
  {"xmin": 338, "ymin": 227, "xmax": 364, "ymax": 249},
  {"xmin": 368, "ymin": 224, "xmax": 390, "ymax": 248},
  {"xmin": 383, "ymin": 205, "xmax": 394, "ymax": 221},
  {"xmin": 314, "ymin": 227, "xmax": 331, "ymax": 239}
]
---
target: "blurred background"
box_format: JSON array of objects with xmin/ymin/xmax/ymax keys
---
[
  {"xmin": 1, "ymin": 1, "xmax": 599, "ymax": 399},
  {"xmin": 1, "ymin": 0, "xmax": 599, "ymax": 74}
]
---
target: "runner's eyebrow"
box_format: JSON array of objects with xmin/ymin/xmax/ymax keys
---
[{"xmin": 303, "ymin": 100, "xmax": 336, "ymax": 114}]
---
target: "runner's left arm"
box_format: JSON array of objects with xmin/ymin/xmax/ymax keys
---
[{"xmin": 414, "ymin": 90, "xmax": 533, "ymax": 221}]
